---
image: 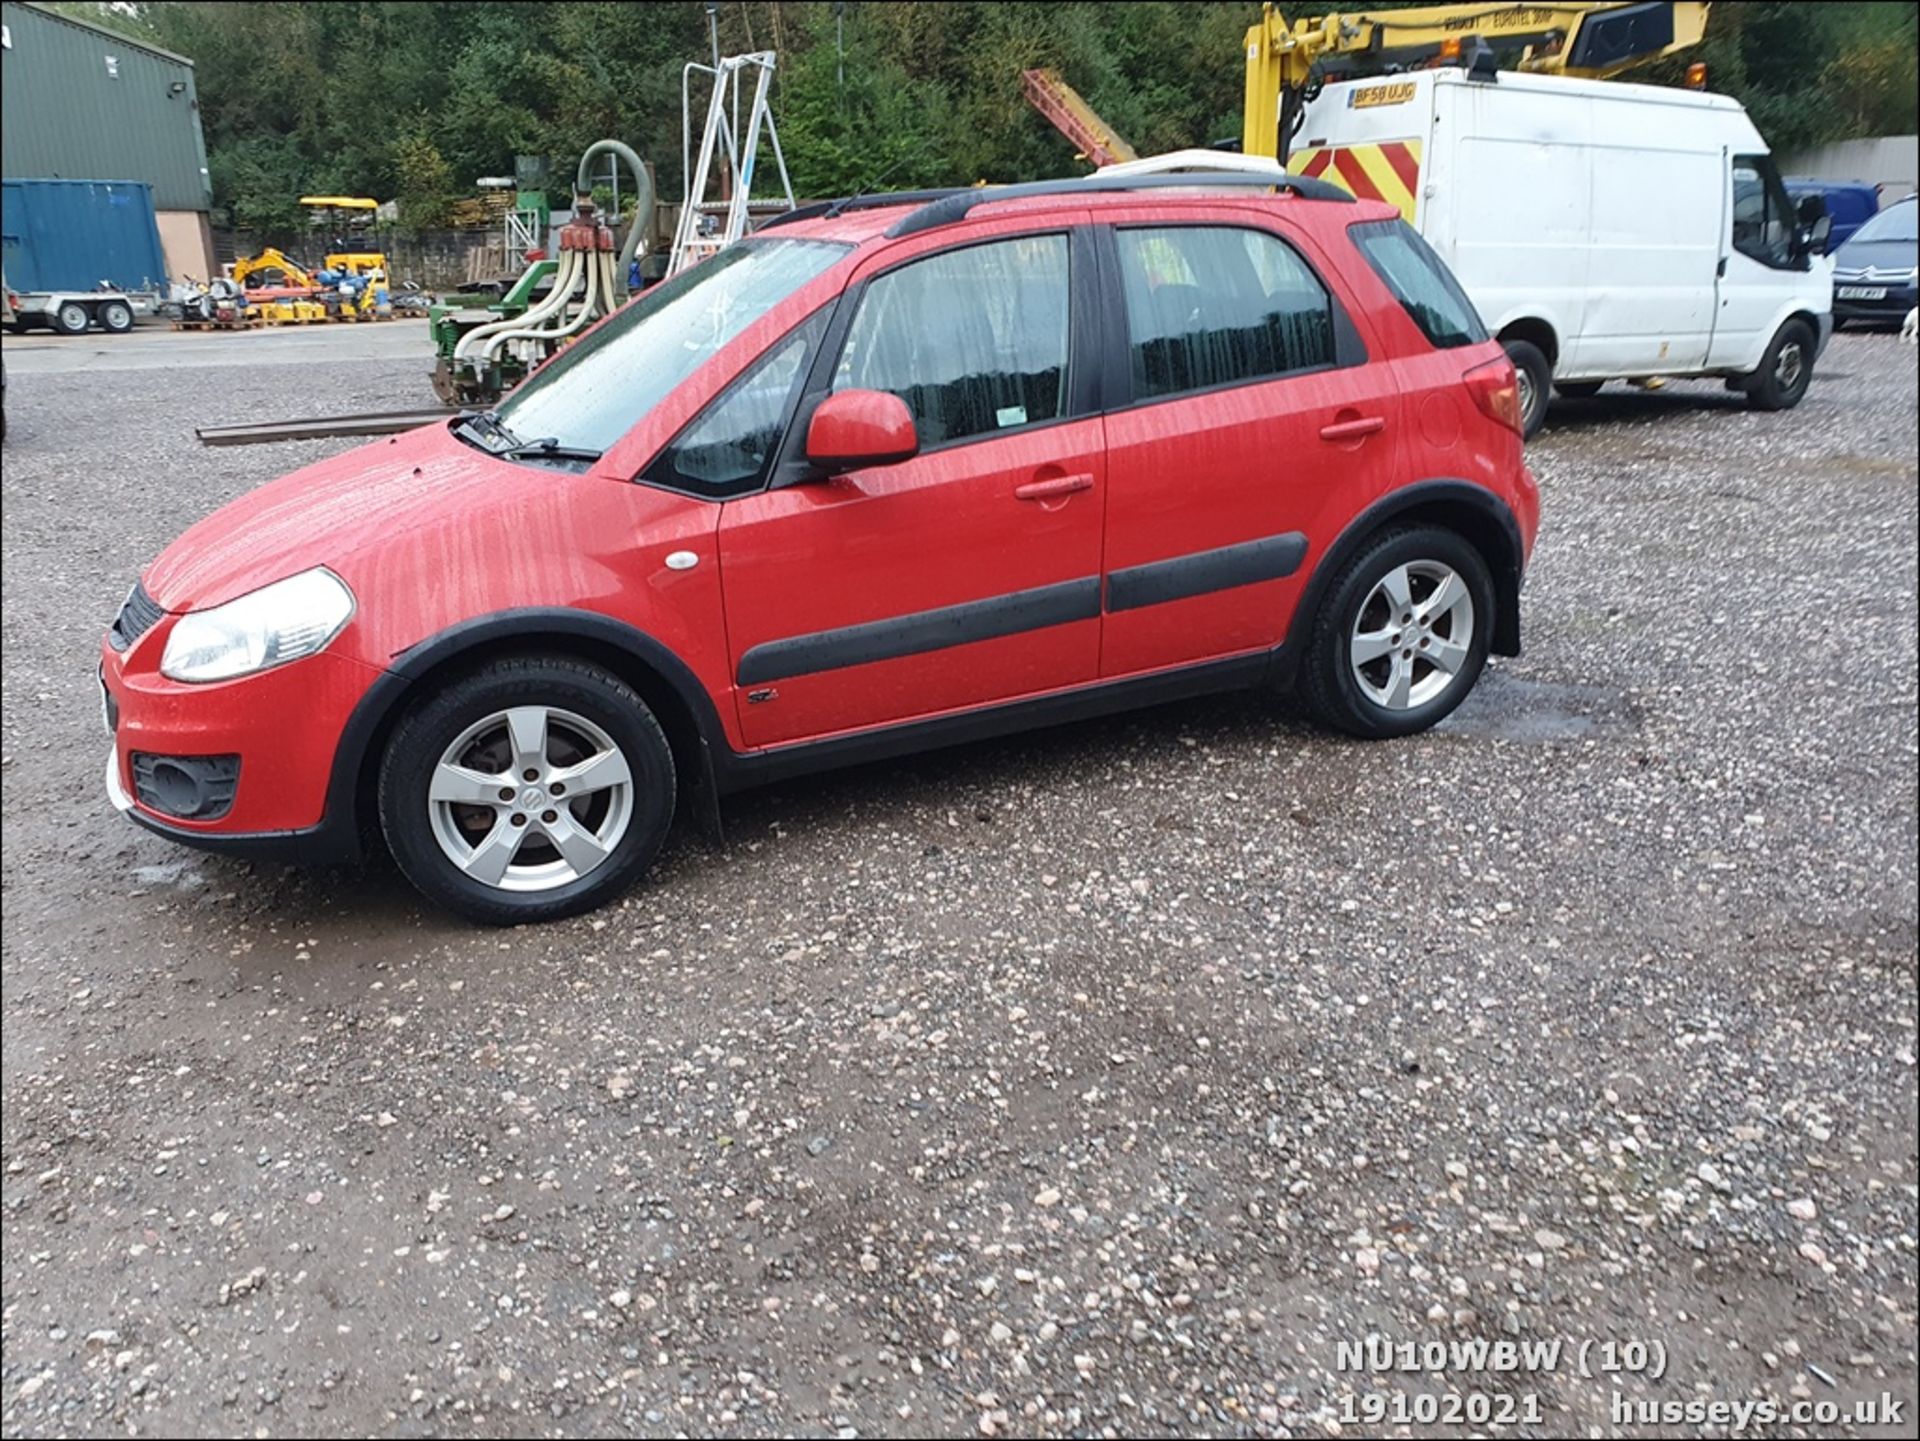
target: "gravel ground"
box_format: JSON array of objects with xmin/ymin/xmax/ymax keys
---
[{"xmin": 2, "ymin": 330, "xmax": 1915, "ymax": 1438}]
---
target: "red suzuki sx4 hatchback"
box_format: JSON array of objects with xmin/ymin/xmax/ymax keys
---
[{"xmin": 102, "ymin": 174, "xmax": 1539, "ymax": 923}]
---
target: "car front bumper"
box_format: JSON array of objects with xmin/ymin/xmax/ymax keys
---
[
  {"xmin": 102, "ymin": 631, "xmax": 380, "ymax": 865},
  {"xmin": 1832, "ymin": 284, "xmax": 1918, "ymax": 326}
]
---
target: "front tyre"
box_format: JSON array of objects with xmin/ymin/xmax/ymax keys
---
[
  {"xmin": 1301, "ymin": 526, "xmax": 1494, "ymax": 740},
  {"xmin": 378, "ymin": 657, "xmax": 675, "ymax": 924},
  {"xmin": 53, "ymin": 301, "xmax": 91, "ymax": 336},
  {"xmin": 1745, "ymin": 318, "xmax": 1815, "ymax": 411}
]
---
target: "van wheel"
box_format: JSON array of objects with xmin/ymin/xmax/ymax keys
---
[
  {"xmin": 378, "ymin": 657, "xmax": 676, "ymax": 924},
  {"xmin": 99, "ymin": 300, "xmax": 134, "ymax": 333},
  {"xmin": 1554, "ymin": 380, "xmax": 1604, "ymax": 398},
  {"xmin": 1502, "ymin": 339, "xmax": 1552, "ymax": 438},
  {"xmin": 1745, "ymin": 319, "xmax": 1815, "ymax": 411},
  {"xmin": 1300, "ymin": 526, "xmax": 1494, "ymax": 740},
  {"xmin": 52, "ymin": 301, "xmax": 91, "ymax": 336}
]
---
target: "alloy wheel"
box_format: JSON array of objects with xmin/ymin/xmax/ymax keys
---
[
  {"xmin": 1348, "ymin": 560, "xmax": 1476, "ymax": 711},
  {"xmin": 426, "ymin": 705, "xmax": 634, "ymax": 892}
]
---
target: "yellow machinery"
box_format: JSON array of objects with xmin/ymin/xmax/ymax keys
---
[
  {"xmin": 1243, "ymin": 1, "xmax": 1711, "ymax": 160},
  {"xmin": 297, "ymin": 196, "xmax": 390, "ymax": 276},
  {"xmin": 230, "ymin": 246, "xmax": 316, "ymax": 291},
  {"xmin": 1022, "ymin": 68, "xmax": 1138, "ymax": 168}
]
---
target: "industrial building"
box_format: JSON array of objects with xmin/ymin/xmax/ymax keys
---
[{"xmin": 1, "ymin": 0, "xmax": 214, "ymax": 285}]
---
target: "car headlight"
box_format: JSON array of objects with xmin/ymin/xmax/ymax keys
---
[{"xmin": 160, "ymin": 568, "xmax": 355, "ymax": 683}]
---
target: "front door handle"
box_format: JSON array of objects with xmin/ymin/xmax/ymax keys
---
[
  {"xmin": 1319, "ymin": 414, "xmax": 1386, "ymax": 442},
  {"xmin": 1015, "ymin": 473, "xmax": 1095, "ymax": 501}
]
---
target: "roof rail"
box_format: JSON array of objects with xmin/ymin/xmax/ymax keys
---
[
  {"xmin": 756, "ymin": 188, "xmax": 972, "ymax": 232},
  {"xmin": 884, "ymin": 170, "xmax": 1354, "ymax": 238}
]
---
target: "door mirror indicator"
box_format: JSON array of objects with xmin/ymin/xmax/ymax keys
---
[{"xmin": 805, "ymin": 390, "xmax": 919, "ymax": 474}]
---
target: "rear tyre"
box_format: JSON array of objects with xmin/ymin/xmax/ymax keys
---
[
  {"xmin": 1300, "ymin": 526, "xmax": 1494, "ymax": 740},
  {"xmin": 1745, "ymin": 318, "xmax": 1815, "ymax": 411},
  {"xmin": 52, "ymin": 301, "xmax": 91, "ymax": 336},
  {"xmin": 1503, "ymin": 339, "xmax": 1552, "ymax": 439},
  {"xmin": 378, "ymin": 657, "xmax": 676, "ymax": 925},
  {"xmin": 99, "ymin": 300, "xmax": 134, "ymax": 333},
  {"xmin": 1554, "ymin": 380, "xmax": 1604, "ymax": 398}
]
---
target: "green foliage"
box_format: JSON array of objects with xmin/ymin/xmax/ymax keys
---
[
  {"xmin": 391, "ymin": 124, "xmax": 456, "ymax": 234},
  {"xmin": 53, "ymin": 1, "xmax": 1920, "ymax": 224}
]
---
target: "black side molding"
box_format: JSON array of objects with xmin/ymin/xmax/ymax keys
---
[
  {"xmin": 722, "ymin": 647, "xmax": 1279, "ymax": 790},
  {"xmin": 736, "ymin": 577, "xmax": 1101, "ymax": 686},
  {"xmin": 1106, "ymin": 532, "xmax": 1307, "ymax": 613}
]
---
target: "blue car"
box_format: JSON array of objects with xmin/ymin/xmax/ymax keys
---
[
  {"xmin": 1830, "ymin": 195, "xmax": 1918, "ymax": 329},
  {"xmin": 1786, "ymin": 178, "xmax": 1880, "ymax": 249}
]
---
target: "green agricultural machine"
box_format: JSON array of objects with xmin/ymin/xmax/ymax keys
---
[{"xmin": 428, "ymin": 140, "xmax": 652, "ymax": 407}]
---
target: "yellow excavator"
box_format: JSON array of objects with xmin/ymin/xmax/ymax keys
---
[{"xmin": 1243, "ymin": 1, "xmax": 1711, "ymax": 161}]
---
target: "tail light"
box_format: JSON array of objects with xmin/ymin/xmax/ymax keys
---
[{"xmin": 1464, "ymin": 354, "xmax": 1523, "ymax": 436}]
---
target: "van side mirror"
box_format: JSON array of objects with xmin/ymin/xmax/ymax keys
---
[
  {"xmin": 1808, "ymin": 213, "xmax": 1832, "ymax": 253},
  {"xmin": 805, "ymin": 389, "xmax": 919, "ymax": 474}
]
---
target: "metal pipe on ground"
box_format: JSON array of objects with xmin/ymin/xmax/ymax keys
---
[{"xmin": 196, "ymin": 408, "xmax": 462, "ymax": 447}]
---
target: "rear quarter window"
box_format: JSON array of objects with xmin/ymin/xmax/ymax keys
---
[{"xmin": 1350, "ymin": 219, "xmax": 1488, "ymax": 349}]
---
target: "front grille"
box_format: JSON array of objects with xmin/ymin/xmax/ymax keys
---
[
  {"xmin": 1833, "ymin": 264, "xmax": 1916, "ymax": 284},
  {"xmin": 109, "ymin": 582, "xmax": 166, "ymax": 652}
]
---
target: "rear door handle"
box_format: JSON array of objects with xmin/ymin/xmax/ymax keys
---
[
  {"xmin": 1319, "ymin": 415, "xmax": 1386, "ymax": 442},
  {"xmin": 1015, "ymin": 473, "xmax": 1095, "ymax": 501}
]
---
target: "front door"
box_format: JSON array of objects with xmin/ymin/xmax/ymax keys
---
[
  {"xmin": 718, "ymin": 226, "xmax": 1106, "ymax": 749},
  {"xmin": 1709, "ymin": 151, "xmax": 1803, "ymax": 370},
  {"xmin": 1097, "ymin": 219, "xmax": 1401, "ymax": 678}
]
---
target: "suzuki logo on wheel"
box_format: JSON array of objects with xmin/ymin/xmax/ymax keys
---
[{"xmin": 519, "ymin": 786, "xmax": 546, "ymax": 809}]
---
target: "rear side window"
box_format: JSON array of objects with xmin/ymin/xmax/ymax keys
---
[
  {"xmin": 1115, "ymin": 226, "xmax": 1335, "ymax": 399},
  {"xmin": 832, "ymin": 235, "xmax": 1069, "ymax": 447},
  {"xmin": 1351, "ymin": 219, "xmax": 1487, "ymax": 349}
]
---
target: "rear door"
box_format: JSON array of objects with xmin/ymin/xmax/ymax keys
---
[
  {"xmin": 1096, "ymin": 213, "xmax": 1400, "ymax": 678},
  {"xmin": 717, "ymin": 220, "xmax": 1107, "ymax": 749}
]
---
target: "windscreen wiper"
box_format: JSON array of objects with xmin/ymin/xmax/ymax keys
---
[{"xmin": 502, "ymin": 436, "xmax": 604, "ymax": 463}]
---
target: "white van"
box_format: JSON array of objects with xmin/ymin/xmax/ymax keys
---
[{"xmin": 1283, "ymin": 69, "xmax": 1834, "ymax": 435}]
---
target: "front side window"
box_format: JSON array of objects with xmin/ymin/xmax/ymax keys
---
[
  {"xmin": 642, "ymin": 310, "xmax": 828, "ymax": 497},
  {"xmin": 1115, "ymin": 226, "xmax": 1336, "ymax": 401},
  {"xmin": 492, "ymin": 237, "xmax": 848, "ymax": 458},
  {"xmin": 1731, "ymin": 154, "xmax": 1794, "ymax": 268},
  {"xmin": 1351, "ymin": 218, "xmax": 1487, "ymax": 349},
  {"xmin": 832, "ymin": 234, "xmax": 1069, "ymax": 448}
]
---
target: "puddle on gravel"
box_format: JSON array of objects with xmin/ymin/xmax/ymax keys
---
[
  {"xmin": 130, "ymin": 860, "xmax": 209, "ymax": 891},
  {"xmin": 1437, "ymin": 672, "xmax": 1635, "ymax": 742}
]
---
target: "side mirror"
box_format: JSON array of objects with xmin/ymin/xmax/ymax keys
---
[
  {"xmin": 1796, "ymin": 194, "xmax": 1827, "ymax": 225},
  {"xmin": 1808, "ymin": 213, "xmax": 1833, "ymax": 253},
  {"xmin": 805, "ymin": 389, "xmax": 918, "ymax": 474}
]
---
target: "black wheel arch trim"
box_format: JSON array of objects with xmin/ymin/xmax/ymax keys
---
[
  {"xmin": 320, "ymin": 608, "xmax": 735, "ymax": 860},
  {"xmin": 1274, "ymin": 479, "xmax": 1526, "ymax": 686}
]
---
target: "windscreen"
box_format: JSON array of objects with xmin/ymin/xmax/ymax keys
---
[
  {"xmin": 1851, "ymin": 200, "xmax": 1916, "ymax": 245},
  {"xmin": 493, "ymin": 238, "xmax": 849, "ymax": 456}
]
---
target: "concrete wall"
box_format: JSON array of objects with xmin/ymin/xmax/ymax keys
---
[
  {"xmin": 155, "ymin": 209, "xmax": 214, "ymax": 284},
  {"xmin": 1776, "ymin": 135, "xmax": 1918, "ymax": 207}
]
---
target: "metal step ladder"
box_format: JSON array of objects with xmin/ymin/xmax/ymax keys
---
[{"xmin": 670, "ymin": 51, "xmax": 795, "ymax": 277}]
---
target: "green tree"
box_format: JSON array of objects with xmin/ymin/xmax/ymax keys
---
[{"xmin": 44, "ymin": 0, "xmax": 1919, "ymax": 224}]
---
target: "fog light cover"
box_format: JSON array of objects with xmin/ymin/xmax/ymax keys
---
[{"xmin": 130, "ymin": 753, "xmax": 240, "ymax": 821}]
